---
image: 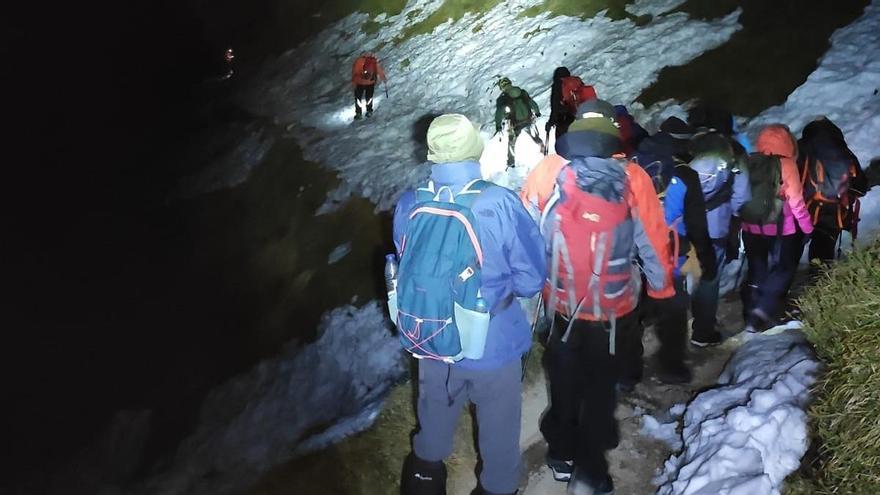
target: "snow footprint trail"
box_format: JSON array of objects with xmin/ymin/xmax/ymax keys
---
[{"xmin": 246, "ymin": 0, "xmax": 741, "ymax": 211}]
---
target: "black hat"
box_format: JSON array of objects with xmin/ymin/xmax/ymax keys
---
[{"xmin": 660, "ymin": 116, "xmax": 695, "ymax": 140}]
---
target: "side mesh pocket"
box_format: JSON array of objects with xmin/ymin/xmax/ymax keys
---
[{"xmin": 454, "ymin": 302, "xmax": 490, "ymax": 360}]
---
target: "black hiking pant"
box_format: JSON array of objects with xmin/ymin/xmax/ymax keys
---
[
  {"xmin": 808, "ymin": 224, "xmax": 842, "ymax": 267},
  {"xmin": 354, "ymin": 84, "xmax": 375, "ymax": 116},
  {"xmin": 691, "ymin": 243, "xmax": 727, "ymax": 339},
  {"xmin": 741, "ymin": 232, "xmax": 800, "ymax": 322},
  {"xmin": 654, "ymin": 276, "xmax": 690, "ymax": 370},
  {"xmin": 541, "ymin": 311, "xmax": 638, "ymax": 482}
]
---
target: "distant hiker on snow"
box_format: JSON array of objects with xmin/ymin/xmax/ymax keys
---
[
  {"xmin": 351, "ymin": 53, "xmax": 387, "ymax": 120},
  {"xmin": 392, "ymin": 114, "xmax": 546, "ymax": 495},
  {"xmin": 520, "ymin": 100, "xmax": 674, "ymax": 495},
  {"xmin": 545, "ymin": 67, "xmax": 598, "ymax": 141},
  {"xmin": 494, "ymin": 77, "xmax": 543, "ymax": 167}
]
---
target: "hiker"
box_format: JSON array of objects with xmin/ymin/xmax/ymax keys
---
[
  {"xmin": 614, "ymin": 105, "xmax": 648, "ymax": 156},
  {"xmin": 620, "ymin": 116, "xmax": 698, "ymax": 387},
  {"xmin": 545, "ymin": 67, "xmax": 598, "ymax": 141},
  {"xmin": 222, "ymin": 47, "xmax": 235, "ymax": 80},
  {"xmin": 393, "ymin": 114, "xmax": 546, "ymax": 495},
  {"xmin": 523, "ymin": 100, "xmax": 674, "ymax": 494},
  {"xmin": 740, "ymin": 124, "xmax": 814, "ymax": 332},
  {"xmin": 672, "ymin": 132, "xmax": 750, "ymax": 348},
  {"xmin": 494, "ymin": 77, "xmax": 543, "ymax": 167},
  {"xmin": 351, "ymin": 52, "xmax": 386, "ymax": 120},
  {"xmin": 796, "ymin": 117, "xmax": 868, "ymax": 270},
  {"xmin": 688, "ymin": 104, "xmax": 752, "ymax": 153}
]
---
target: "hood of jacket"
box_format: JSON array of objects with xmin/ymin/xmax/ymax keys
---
[
  {"xmin": 755, "ymin": 124, "xmax": 797, "ymax": 158},
  {"xmin": 552, "ymin": 66, "xmax": 571, "ymax": 82}
]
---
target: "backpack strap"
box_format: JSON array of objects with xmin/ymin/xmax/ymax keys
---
[
  {"xmin": 704, "ymin": 171, "xmax": 736, "ymax": 211},
  {"xmin": 452, "ymin": 179, "xmax": 490, "ymax": 208}
]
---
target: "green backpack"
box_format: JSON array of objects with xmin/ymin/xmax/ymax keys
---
[
  {"xmin": 740, "ymin": 153, "xmax": 784, "ymax": 225},
  {"xmin": 504, "ymin": 87, "xmax": 533, "ymax": 123}
]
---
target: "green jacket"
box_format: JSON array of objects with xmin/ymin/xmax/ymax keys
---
[{"xmin": 494, "ymin": 87, "xmax": 540, "ymax": 131}]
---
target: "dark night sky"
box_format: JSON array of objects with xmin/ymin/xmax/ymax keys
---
[{"xmin": 1, "ymin": 0, "xmax": 295, "ymax": 481}]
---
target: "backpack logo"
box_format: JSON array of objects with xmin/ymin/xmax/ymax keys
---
[
  {"xmin": 582, "ymin": 211, "xmax": 601, "ymax": 222},
  {"xmin": 394, "ymin": 180, "xmax": 492, "ymax": 362}
]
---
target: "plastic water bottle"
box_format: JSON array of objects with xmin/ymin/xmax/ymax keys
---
[
  {"xmin": 384, "ymin": 254, "xmax": 398, "ymax": 292},
  {"xmin": 475, "ymin": 297, "xmax": 488, "ymax": 313}
]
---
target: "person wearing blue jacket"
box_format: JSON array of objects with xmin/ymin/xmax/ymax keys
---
[
  {"xmin": 394, "ymin": 114, "xmax": 547, "ymax": 495},
  {"xmin": 665, "ymin": 133, "xmax": 750, "ymax": 346}
]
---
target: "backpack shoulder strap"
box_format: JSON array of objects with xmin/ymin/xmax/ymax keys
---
[
  {"xmin": 454, "ymin": 179, "xmax": 491, "ymax": 208},
  {"xmin": 704, "ymin": 171, "xmax": 736, "ymax": 211}
]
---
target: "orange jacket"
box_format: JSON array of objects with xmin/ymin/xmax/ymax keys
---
[
  {"xmin": 743, "ymin": 125, "xmax": 814, "ymax": 236},
  {"xmin": 352, "ymin": 55, "xmax": 387, "ymax": 86},
  {"xmin": 521, "ymin": 154, "xmax": 675, "ymax": 302}
]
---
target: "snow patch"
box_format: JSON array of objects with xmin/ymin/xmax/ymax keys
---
[
  {"xmin": 129, "ymin": 303, "xmax": 406, "ymax": 495},
  {"xmin": 654, "ymin": 329, "xmax": 819, "ymax": 495}
]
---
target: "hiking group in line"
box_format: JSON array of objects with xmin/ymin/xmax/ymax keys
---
[{"xmin": 378, "ymin": 59, "xmax": 869, "ymax": 495}]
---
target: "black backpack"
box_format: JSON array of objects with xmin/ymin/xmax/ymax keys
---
[{"xmin": 740, "ymin": 153, "xmax": 783, "ymax": 225}]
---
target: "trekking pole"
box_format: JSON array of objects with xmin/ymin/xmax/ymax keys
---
[
  {"xmin": 383, "ymin": 81, "xmax": 389, "ymax": 99},
  {"xmin": 521, "ymin": 293, "xmax": 544, "ymax": 382}
]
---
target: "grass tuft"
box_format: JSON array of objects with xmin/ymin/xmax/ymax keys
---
[
  {"xmin": 395, "ymin": 0, "xmax": 504, "ymax": 44},
  {"xmin": 790, "ymin": 240, "xmax": 880, "ymax": 494},
  {"xmin": 519, "ymin": 0, "xmax": 636, "ymax": 21}
]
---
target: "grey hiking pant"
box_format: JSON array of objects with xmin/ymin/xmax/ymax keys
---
[{"xmin": 413, "ymin": 359, "xmax": 523, "ymax": 494}]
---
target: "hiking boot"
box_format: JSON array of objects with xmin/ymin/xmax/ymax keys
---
[
  {"xmin": 567, "ymin": 469, "xmax": 614, "ymax": 495},
  {"xmin": 366, "ymin": 110, "xmax": 373, "ymax": 118},
  {"xmin": 748, "ymin": 308, "xmax": 774, "ymax": 332},
  {"xmin": 354, "ymin": 113, "xmax": 363, "ymax": 120},
  {"xmin": 657, "ymin": 363, "xmax": 692, "ymax": 385},
  {"xmin": 401, "ymin": 452, "xmax": 447, "ymax": 495},
  {"xmin": 690, "ymin": 330, "xmax": 724, "ymax": 348},
  {"xmin": 546, "ymin": 455, "xmax": 574, "ymax": 482}
]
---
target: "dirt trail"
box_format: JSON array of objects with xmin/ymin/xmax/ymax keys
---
[{"xmin": 449, "ymin": 295, "xmax": 746, "ymax": 495}]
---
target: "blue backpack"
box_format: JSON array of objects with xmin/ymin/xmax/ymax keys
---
[{"xmin": 393, "ymin": 179, "xmax": 491, "ymax": 362}]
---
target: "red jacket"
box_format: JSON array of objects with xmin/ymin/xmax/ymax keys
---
[{"xmin": 351, "ymin": 55, "xmax": 386, "ymax": 86}]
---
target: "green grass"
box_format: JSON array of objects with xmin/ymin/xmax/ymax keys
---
[
  {"xmin": 638, "ymin": 0, "xmax": 869, "ymax": 117},
  {"xmin": 400, "ymin": 57, "xmax": 411, "ymax": 69},
  {"xmin": 363, "ymin": 18, "xmax": 393, "ymax": 35},
  {"xmin": 519, "ymin": 0, "xmax": 636, "ymax": 21},
  {"xmin": 789, "ymin": 240, "xmax": 880, "ymax": 494},
  {"xmin": 395, "ymin": 0, "xmax": 504, "ymax": 44}
]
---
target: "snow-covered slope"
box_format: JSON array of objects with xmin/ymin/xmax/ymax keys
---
[
  {"xmin": 748, "ymin": 0, "xmax": 880, "ymax": 246},
  {"xmin": 246, "ymin": 0, "xmax": 741, "ymax": 211},
  {"xmin": 128, "ymin": 303, "xmax": 405, "ymax": 495}
]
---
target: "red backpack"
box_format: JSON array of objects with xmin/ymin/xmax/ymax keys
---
[
  {"xmin": 362, "ymin": 56, "xmax": 378, "ymax": 81},
  {"xmin": 541, "ymin": 159, "xmax": 635, "ymax": 339},
  {"xmin": 560, "ymin": 76, "xmax": 597, "ymax": 114}
]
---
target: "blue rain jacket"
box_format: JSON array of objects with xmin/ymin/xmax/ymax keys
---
[{"xmin": 393, "ymin": 161, "xmax": 547, "ymax": 370}]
